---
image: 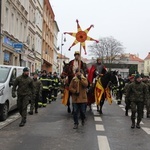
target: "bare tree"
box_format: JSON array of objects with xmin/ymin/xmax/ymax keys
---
[{"xmin": 88, "ymin": 36, "xmax": 124, "ymax": 63}]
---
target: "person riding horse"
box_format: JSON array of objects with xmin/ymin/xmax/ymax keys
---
[{"xmin": 87, "ymin": 58, "xmax": 117, "ymax": 114}]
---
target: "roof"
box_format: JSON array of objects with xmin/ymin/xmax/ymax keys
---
[
  {"xmin": 57, "ymin": 53, "xmax": 69, "ymax": 59},
  {"xmin": 129, "ymin": 54, "xmax": 144, "ymax": 62},
  {"xmin": 144, "ymin": 52, "xmax": 150, "ymax": 60}
]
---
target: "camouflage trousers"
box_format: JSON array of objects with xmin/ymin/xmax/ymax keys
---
[
  {"xmin": 30, "ymin": 94, "xmax": 39, "ymax": 111},
  {"xmin": 131, "ymin": 101, "xmax": 144, "ymax": 122},
  {"xmin": 146, "ymin": 99, "xmax": 150, "ymax": 115},
  {"xmin": 17, "ymin": 95, "xmax": 30, "ymax": 119}
]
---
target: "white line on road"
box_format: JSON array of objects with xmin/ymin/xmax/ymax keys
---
[
  {"xmin": 119, "ymin": 105, "xmax": 124, "ymax": 108},
  {"xmin": 94, "ymin": 116, "xmax": 102, "ymax": 122},
  {"xmin": 96, "ymin": 124, "xmax": 105, "ymax": 131},
  {"xmin": 93, "ymin": 111, "xmax": 100, "ymax": 116},
  {"xmin": 142, "ymin": 127, "xmax": 150, "ymax": 135},
  {"xmin": 121, "ymin": 108, "xmax": 126, "ymax": 111},
  {"xmin": 97, "ymin": 136, "xmax": 110, "ymax": 150},
  {"xmin": 92, "ymin": 107, "xmax": 97, "ymax": 111}
]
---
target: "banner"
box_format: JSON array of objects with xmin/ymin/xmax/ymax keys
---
[
  {"xmin": 62, "ymin": 88, "xmax": 69, "ymax": 106},
  {"xmin": 105, "ymin": 87, "xmax": 112, "ymax": 105},
  {"xmin": 94, "ymin": 80, "xmax": 104, "ymax": 105}
]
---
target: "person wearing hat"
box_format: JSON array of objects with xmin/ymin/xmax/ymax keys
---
[
  {"xmin": 126, "ymin": 74, "xmax": 148, "ymax": 129},
  {"xmin": 51, "ymin": 72, "xmax": 59, "ymax": 101},
  {"xmin": 88, "ymin": 58, "xmax": 107, "ymax": 84},
  {"xmin": 142, "ymin": 75, "xmax": 150, "ymax": 118},
  {"xmin": 116, "ymin": 74, "xmax": 125, "ymax": 105},
  {"xmin": 12, "ymin": 67, "xmax": 35, "ymax": 127},
  {"xmin": 69, "ymin": 68, "xmax": 88, "ymax": 129},
  {"xmin": 69, "ymin": 51, "xmax": 85, "ymax": 75},
  {"xmin": 28, "ymin": 72, "xmax": 42, "ymax": 115},
  {"xmin": 124, "ymin": 75, "xmax": 135, "ymax": 116},
  {"xmin": 39, "ymin": 70, "xmax": 50, "ymax": 107}
]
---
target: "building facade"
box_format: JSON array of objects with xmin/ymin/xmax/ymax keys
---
[
  {"xmin": 144, "ymin": 52, "xmax": 150, "ymax": 76},
  {"xmin": 41, "ymin": 0, "xmax": 55, "ymax": 72},
  {"xmin": 53, "ymin": 21, "xmax": 59, "ymax": 73},
  {"xmin": 1, "ymin": 0, "xmax": 29, "ymax": 66}
]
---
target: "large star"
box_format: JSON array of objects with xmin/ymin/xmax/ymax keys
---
[{"xmin": 64, "ymin": 20, "xmax": 99, "ymax": 54}]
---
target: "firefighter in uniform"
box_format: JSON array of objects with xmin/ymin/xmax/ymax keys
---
[
  {"xmin": 52, "ymin": 72, "xmax": 59, "ymax": 101},
  {"xmin": 116, "ymin": 74, "xmax": 125, "ymax": 105},
  {"xmin": 39, "ymin": 70, "xmax": 49, "ymax": 107},
  {"xmin": 47, "ymin": 72, "xmax": 53, "ymax": 103}
]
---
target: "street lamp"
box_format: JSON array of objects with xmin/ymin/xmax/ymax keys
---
[{"xmin": 60, "ymin": 33, "xmax": 66, "ymax": 74}]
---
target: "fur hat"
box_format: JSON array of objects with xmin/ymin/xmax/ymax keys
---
[{"xmin": 74, "ymin": 51, "xmax": 80, "ymax": 56}]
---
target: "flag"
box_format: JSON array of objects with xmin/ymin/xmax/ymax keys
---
[
  {"xmin": 105, "ymin": 87, "xmax": 112, "ymax": 104},
  {"xmin": 94, "ymin": 80, "xmax": 104, "ymax": 105},
  {"xmin": 62, "ymin": 88, "xmax": 69, "ymax": 106}
]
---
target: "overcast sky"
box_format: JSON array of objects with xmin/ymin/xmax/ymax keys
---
[{"xmin": 50, "ymin": 0, "xmax": 150, "ymax": 60}]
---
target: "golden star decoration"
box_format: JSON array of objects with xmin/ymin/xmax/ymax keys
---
[{"xmin": 64, "ymin": 20, "xmax": 99, "ymax": 54}]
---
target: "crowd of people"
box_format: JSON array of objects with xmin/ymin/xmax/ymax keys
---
[
  {"xmin": 11, "ymin": 51, "xmax": 150, "ymax": 130},
  {"xmin": 12, "ymin": 68, "xmax": 60, "ymax": 127}
]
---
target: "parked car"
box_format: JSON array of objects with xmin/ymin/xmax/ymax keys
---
[{"xmin": 0, "ymin": 65, "xmax": 24, "ymax": 121}]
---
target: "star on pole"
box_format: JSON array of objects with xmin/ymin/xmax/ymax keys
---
[{"xmin": 64, "ymin": 19, "xmax": 99, "ymax": 55}]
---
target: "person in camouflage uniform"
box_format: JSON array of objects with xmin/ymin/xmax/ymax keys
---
[
  {"xmin": 124, "ymin": 75, "xmax": 135, "ymax": 116},
  {"xmin": 12, "ymin": 67, "xmax": 35, "ymax": 127},
  {"xmin": 142, "ymin": 76, "xmax": 150, "ymax": 118},
  {"xmin": 28, "ymin": 72, "xmax": 42, "ymax": 115},
  {"xmin": 126, "ymin": 74, "xmax": 148, "ymax": 129}
]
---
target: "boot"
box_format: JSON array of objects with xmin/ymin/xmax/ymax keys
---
[
  {"xmin": 147, "ymin": 113, "xmax": 150, "ymax": 118},
  {"xmin": 81, "ymin": 120, "xmax": 85, "ymax": 126},
  {"xmin": 35, "ymin": 109, "xmax": 38, "ymax": 114},
  {"xmin": 131, "ymin": 119, "xmax": 135, "ymax": 129},
  {"xmin": 73, "ymin": 124, "xmax": 78, "ymax": 129},
  {"xmin": 125, "ymin": 110, "xmax": 128, "ymax": 116},
  {"xmin": 67, "ymin": 107, "xmax": 71, "ymax": 113},
  {"xmin": 28, "ymin": 111, "xmax": 33, "ymax": 115},
  {"xmin": 19, "ymin": 118, "xmax": 26, "ymax": 127},
  {"xmin": 136, "ymin": 120, "xmax": 141, "ymax": 129}
]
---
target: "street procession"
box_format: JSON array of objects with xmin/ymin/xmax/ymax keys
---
[{"xmin": 0, "ymin": 0, "xmax": 150, "ymax": 150}]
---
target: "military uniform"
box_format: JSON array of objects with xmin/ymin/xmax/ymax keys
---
[
  {"xmin": 142, "ymin": 77, "xmax": 150, "ymax": 118},
  {"xmin": 126, "ymin": 75, "xmax": 148, "ymax": 128},
  {"xmin": 12, "ymin": 67, "xmax": 35, "ymax": 127},
  {"xmin": 29, "ymin": 75, "xmax": 42, "ymax": 114}
]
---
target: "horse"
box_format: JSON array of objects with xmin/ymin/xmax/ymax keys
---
[
  {"xmin": 61, "ymin": 61, "xmax": 88, "ymax": 113},
  {"xmin": 87, "ymin": 70, "xmax": 118, "ymax": 114}
]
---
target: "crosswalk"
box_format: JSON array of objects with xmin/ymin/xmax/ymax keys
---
[{"xmin": 92, "ymin": 99, "xmax": 150, "ymax": 150}]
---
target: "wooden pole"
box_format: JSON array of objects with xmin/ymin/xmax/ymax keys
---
[{"xmin": 77, "ymin": 43, "xmax": 82, "ymax": 93}]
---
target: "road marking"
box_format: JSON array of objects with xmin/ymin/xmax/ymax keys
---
[
  {"xmin": 121, "ymin": 108, "xmax": 126, "ymax": 111},
  {"xmin": 94, "ymin": 116, "xmax": 102, "ymax": 122},
  {"xmin": 142, "ymin": 127, "xmax": 150, "ymax": 135},
  {"xmin": 119, "ymin": 105, "xmax": 124, "ymax": 108},
  {"xmin": 97, "ymin": 136, "xmax": 110, "ymax": 150},
  {"xmin": 93, "ymin": 111, "xmax": 100, "ymax": 116},
  {"xmin": 92, "ymin": 107, "xmax": 97, "ymax": 111},
  {"xmin": 96, "ymin": 124, "xmax": 105, "ymax": 131}
]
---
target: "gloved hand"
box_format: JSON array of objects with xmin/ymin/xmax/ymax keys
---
[
  {"xmin": 75, "ymin": 92, "xmax": 80, "ymax": 96},
  {"xmin": 12, "ymin": 93, "xmax": 16, "ymax": 98},
  {"xmin": 77, "ymin": 75, "xmax": 81, "ymax": 80}
]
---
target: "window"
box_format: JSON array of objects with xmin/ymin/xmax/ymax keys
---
[
  {"xmin": 5, "ymin": 7, "xmax": 9, "ymax": 31},
  {"xmin": 11, "ymin": 13, "xmax": 14, "ymax": 35}
]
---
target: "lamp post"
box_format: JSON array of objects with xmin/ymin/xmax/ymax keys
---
[{"xmin": 60, "ymin": 33, "xmax": 66, "ymax": 74}]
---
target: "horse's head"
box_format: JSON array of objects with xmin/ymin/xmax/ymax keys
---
[
  {"xmin": 101, "ymin": 71, "xmax": 118, "ymax": 88},
  {"xmin": 61, "ymin": 61, "xmax": 73, "ymax": 79}
]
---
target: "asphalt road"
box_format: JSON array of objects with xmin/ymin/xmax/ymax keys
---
[{"xmin": 0, "ymin": 96, "xmax": 150, "ymax": 150}]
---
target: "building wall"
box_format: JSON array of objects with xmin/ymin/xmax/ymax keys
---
[
  {"xmin": 41, "ymin": 0, "xmax": 55, "ymax": 72},
  {"xmin": 1, "ymin": 0, "xmax": 29, "ymax": 66},
  {"xmin": 53, "ymin": 21, "xmax": 59, "ymax": 73},
  {"xmin": 144, "ymin": 59, "xmax": 150, "ymax": 75}
]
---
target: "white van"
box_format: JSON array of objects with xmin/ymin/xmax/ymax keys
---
[{"xmin": 0, "ymin": 65, "xmax": 24, "ymax": 121}]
